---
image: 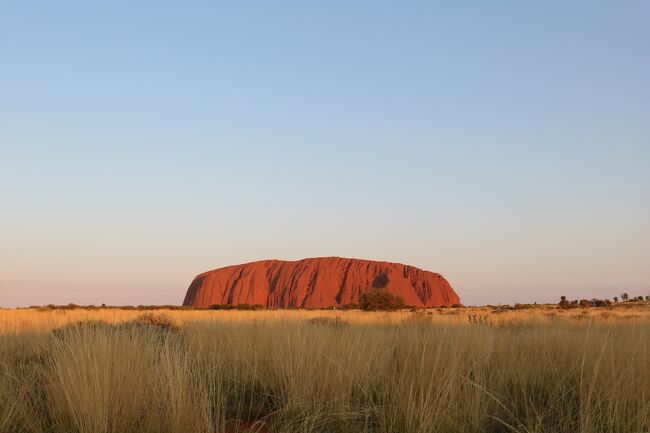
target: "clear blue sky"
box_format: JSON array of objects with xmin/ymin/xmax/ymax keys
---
[{"xmin": 1, "ymin": 1, "xmax": 649, "ymax": 307}]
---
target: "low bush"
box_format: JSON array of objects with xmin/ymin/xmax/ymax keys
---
[
  {"xmin": 579, "ymin": 299, "xmax": 593, "ymax": 308},
  {"xmin": 208, "ymin": 303, "xmax": 264, "ymax": 311},
  {"xmin": 131, "ymin": 313, "xmax": 179, "ymax": 331},
  {"xmin": 358, "ymin": 288, "xmax": 406, "ymax": 311}
]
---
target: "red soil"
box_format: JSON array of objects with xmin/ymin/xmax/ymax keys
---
[{"xmin": 183, "ymin": 257, "xmax": 460, "ymax": 309}]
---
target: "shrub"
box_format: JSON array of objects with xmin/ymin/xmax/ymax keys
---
[
  {"xmin": 358, "ymin": 288, "xmax": 406, "ymax": 311},
  {"xmin": 52, "ymin": 320, "xmax": 113, "ymax": 340},
  {"xmin": 592, "ymin": 299, "xmax": 610, "ymax": 307},
  {"xmin": 559, "ymin": 296, "xmax": 570, "ymax": 308},
  {"xmin": 208, "ymin": 304, "xmax": 264, "ymax": 310},
  {"xmin": 208, "ymin": 304, "xmax": 234, "ymax": 310},
  {"xmin": 131, "ymin": 313, "xmax": 178, "ymax": 331},
  {"xmin": 235, "ymin": 304, "xmax": 264, "ymax": 310}
]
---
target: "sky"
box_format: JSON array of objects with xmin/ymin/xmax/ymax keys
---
[{"xmin": 1, "ymin": 1, "xmax": 649, "ymax": 307}]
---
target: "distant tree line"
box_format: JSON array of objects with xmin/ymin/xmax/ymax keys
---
[{"xmin": 558, "ymin": 293, "xmax": 649, "ymax": 309}]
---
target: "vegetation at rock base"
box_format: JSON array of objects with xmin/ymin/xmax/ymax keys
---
[{"xmin": 358, "ymin": 288, "xmax": 406, "ymax": 311}]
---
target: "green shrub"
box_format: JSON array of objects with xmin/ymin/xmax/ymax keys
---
[
  {"xmin": 358, "ymin": 288, "xmax": 405, "ymax": 311},
  {"xmin": 208, "ymin": 303, "xmax": 264, "ymax": 310}
]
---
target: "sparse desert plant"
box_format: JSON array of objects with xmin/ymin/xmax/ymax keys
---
[{"xmin": 467, "ymin": 313, "xmax": 488, "ymax": 324}]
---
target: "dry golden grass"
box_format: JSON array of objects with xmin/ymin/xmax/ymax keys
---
[{"xmin": 1, "ymin": 306, "xmax": 649, "ymax": 433}]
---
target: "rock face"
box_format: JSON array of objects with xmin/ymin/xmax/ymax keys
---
[{"xmin": 183, "ymin": 257, "xmax": 460, "ymax": 308}]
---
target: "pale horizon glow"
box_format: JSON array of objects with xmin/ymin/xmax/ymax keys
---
[{"xmin": 1, "ymin": 1, "xmax": 649, "ymax": 307}]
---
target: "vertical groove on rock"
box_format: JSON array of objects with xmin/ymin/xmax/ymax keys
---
[
  {"xmin": 301, "ymin": 269, "xmax": 320, "ymax": 307},
  {"xmin": 335, "ymin": 260, "xmax": 354, "ymax": 304},
  {"xmin": 227, "ymin": 267, "xmax": 246, "ymax": 305}
]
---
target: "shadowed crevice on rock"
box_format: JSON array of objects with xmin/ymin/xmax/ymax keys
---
[{"xmin": 182, "ymin": 276, "xmax": 205, "ymax": 306}]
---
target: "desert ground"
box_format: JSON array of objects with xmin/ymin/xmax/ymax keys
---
[{"xmin": 1, "ymin": 305, "xmax": 649, "ymax": 433}]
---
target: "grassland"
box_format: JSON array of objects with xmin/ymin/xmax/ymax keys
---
[{"xmin": 1, "ymin": 305, "xmax": 649, "ymax": 433}]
